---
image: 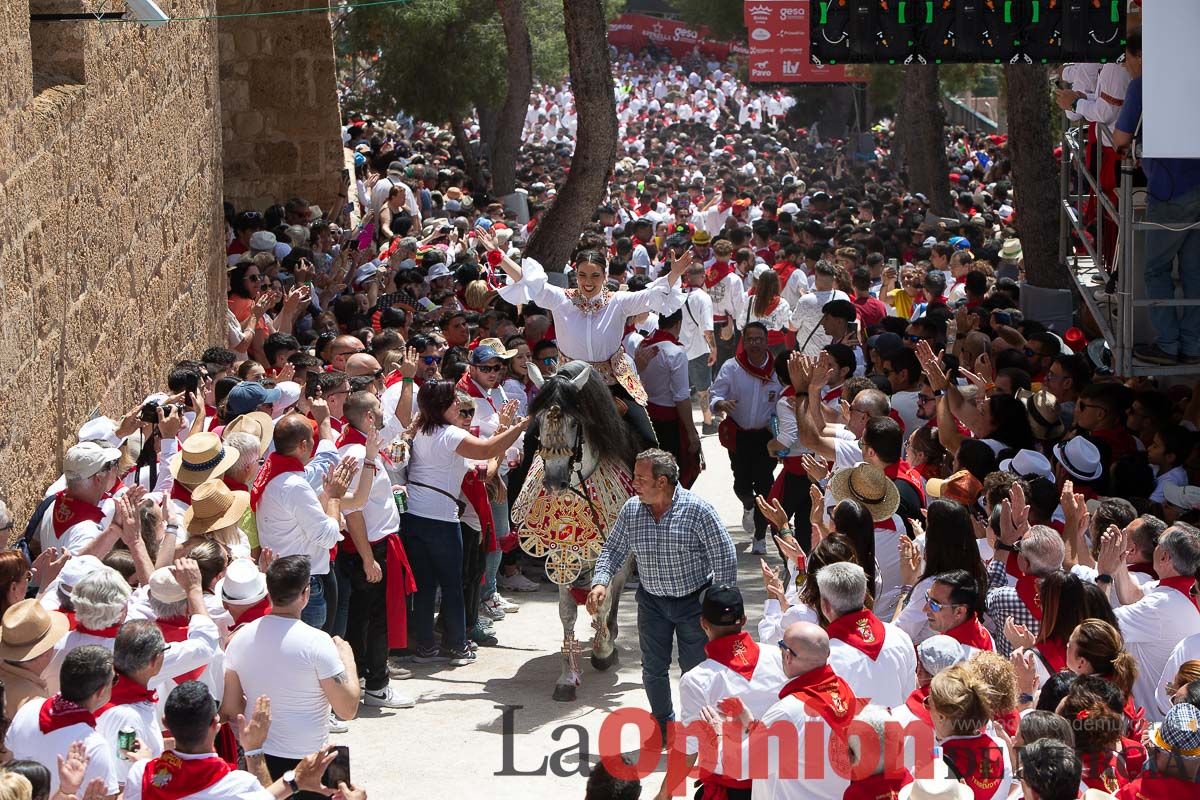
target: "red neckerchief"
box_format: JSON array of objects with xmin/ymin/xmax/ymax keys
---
[
  {"xmin": 1015, "ymin": 572, "xmax": 1043, "ymax": 622},
  {"xmin": 944, "ymin": 616, "xmax": 994, "ymax": 651},
  {"xmin": 38, "ymin": 695, "xmax": 96, "ymax": 734},
  {"xmin": 249, "ymin": 452, "xmax": 304, "ymax": 512},
  {"xmin": 1158, "ymin": 575, "xmax": 1200, "ymax": 611},
  {"xmin": 383, "ymin": 369, "xmax": 406, "ymax": 388},
  {"xmin": 942, "ymin": 734, "xmax": 1007, "ymax": 799},
  {"xmin": 456, "ymin": 374, "xmax": 499, "ymax": 413},
  {"xmin": 1128, "ymin": 561, "xmax": 1158, "ymax": 580},
  {"xmin": 227, "ymin": 597, "xmax": 273, "ymax": 633},
  {"xmin": 51, "ymin": 492, "xmax": 105, "ymax": 539},
  {"xmin": 735, "ymin": 343, "xmax": 774, "ymax": 383},
  {"xmin": 1035, "ymin": 637, "xmax": 1068, "ymax": 672},
  {"xmin": 169, "ymin": 481, "xmax": 193, "ymax": 505},
  {"xmin": 827, "ymin": 609, "xmax": 887, "ymax": 660},
  {"xmin": 754, "ymin": 296, "xmax": 781, "ymax": 317},
  {"xmin": 994, "ymin": 709, "xmax": 1020, "ymax": 737},
  {"xmin": 1119, "ymin": 737, "xmax": 1146, "ymax": 780},
  {"xmin": 155, "ymin": 616, "xmax": 206, "ymax": 683},
  {"xmin": 336, "ymin": 425, "xmax": 367, "ymax": 449},
  {"xmin": 98, "ymin": 675, "xmax": 159, "ymax": 715},
  {"xmin": 1115, "ymin": 774, "xmax": 1198, "ymax": 800},
  {"xmin": 883, "ymin": 460, "xmax": 927, "ymax": 505},
  {"xmin": 778, "ymin": 664, "xmax": 857, "ymax": 735},
  {"xmin": 773, "ymin": 260, "xmax": 799, "ymax": 287},
  {"xmin": 1081, "ymin": 751, "xmax": 1129, "ymax": 794},
  {"xmin": 77, "ymin": 622, "xmax": 121, "ymax": 638},
  {"xmin": 703, "ymin": 631, "xmax": 760, "ymax": 681},
  {"xmin": 642, "ymin": 328, "xmax": 680, "ymax": 348},
  {"xmin": 822, "ymin": 384, "xmax": 844, "ymax": 403},
  {"xmin": 141, "ymin": 751, "xmax": 232, "ymax": 800},
  {"xmin": 222, "ymin": 475, "xmax": 249, "ymax": 493},
  {"xmin": 905, "ymin": 686, "xmax": 932, "ymax": 725},
  {"xmin": 705, "ymin": 260, "xmax": 733, "ymax": 289},
  {"xmin": 63, "ymin": 610, "xmax": 78, "ymax": 631},
  {"xmin": 718, "ymin": 201, "xmax": 732, "ymax": 213},
  {"xmin": 843, "ymin": 770, "xmax": 913, "ymax": 800}
]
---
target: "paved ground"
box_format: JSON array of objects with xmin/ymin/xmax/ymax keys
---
[{"xmin": 337, "ymin": 419, "xmax": 771, "ymax": 797}]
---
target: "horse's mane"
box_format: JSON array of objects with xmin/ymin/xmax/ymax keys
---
[{"xmin": 529, "ymin": 361, "xmax": 639, "ymax": 469}]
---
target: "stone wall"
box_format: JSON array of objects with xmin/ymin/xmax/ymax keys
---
[
  {"xmin": 0, "ymin": 1, "xmax": 227, "ymax": 519},
  {"xmin": 218, "ymin": 0, "xmax": 345, "ymax": 215}
]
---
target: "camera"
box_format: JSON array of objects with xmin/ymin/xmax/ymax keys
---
[{"xmin": 140, "ymin": 400, "xmax": 183, "ymax": 424}]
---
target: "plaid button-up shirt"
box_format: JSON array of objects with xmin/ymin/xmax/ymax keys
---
[
  {"xmin": 593, "ymin": 486, "xmax": 737, "ymax": 597},
  {"xmin": 985, "ymin": 558, "xmax": 1040, "ymax": 657}
]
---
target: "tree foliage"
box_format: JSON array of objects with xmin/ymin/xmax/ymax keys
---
[{"xmin": 669, "ymin": 0, "xmax": 746, "ymax": 40}]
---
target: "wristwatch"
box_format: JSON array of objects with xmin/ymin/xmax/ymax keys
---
[
  {"xmin": 1096, "ymin": 573, "xmax": 1114, "ymax": 585},
  {"xmin": 282, "ymin": 770, "xmax": 299, "ymax": 794},
  {"xmin": 995, "ymin": 541, "xmax": 1019, "ymax": 553}
]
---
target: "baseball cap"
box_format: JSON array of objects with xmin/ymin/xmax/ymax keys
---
[
  {"xmin": 867, "ymin": 332, "xmax": 904, "ymax": 358},
  {"xmin": 917, "ymin": 635, "xmax": 970, "ymax": 675},
  {"xmin": 469, "ymin": 346, "xmax": 504, "ymax": 365},
  {"xmin": 64, "ymin": 441, "xmax": 122, "ymax": 481},
  {"xmin": 926, "ymin": 469, "xmax": 983, "ymax": 507},
  {"xmin": 702, "ymin": 585, "xmax": 744, "ymax": 625},
  {"xmin": 77, "ymin": 417, "xmax": 123, "ymax": 449},
  {"xmin": 226, "ymin": 382, "xmax": 282, "ymax": 417}
]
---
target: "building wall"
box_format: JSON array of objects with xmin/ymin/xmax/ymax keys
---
[
  {"xmin": 0, "ymin": 1, "xmax": 227, "ymax": 518},
  {"xmin": 218, "ymin": 0, "xmax": 345, "ymax": 215}
]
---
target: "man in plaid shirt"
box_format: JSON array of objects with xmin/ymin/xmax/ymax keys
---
[
  {"xmin": 985, "ymin": 525, "xmax": 1065, "ymax": 656},
  {"xmin": 588, "ymin": 449, "xmax": 736, "ymax": 739}
]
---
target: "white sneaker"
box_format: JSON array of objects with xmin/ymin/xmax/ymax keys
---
[
  {"xmin": 742, "ymin": 508, "xmax": 756, "ymax": 533},
  {"xmin": 750, "ymin": 539, "xmax": 767, "ymax": 555},
  {"xmin": 480, "ymin": 597, "xmax": 506, "ymax": 621},
  {"xmin": 499, "ymin": 571, "xmax": 541, "ymax": 592},
  {"xmin": 492, "ymin": 593, "xmax": 520, "ymax": 612},
  {"xmin": 363, "ymin": 686, "xmax": 416, "ymax": 709},
  {"xmin": 328, "ymin": 712, "xmax": 349, "ymax": 733}
]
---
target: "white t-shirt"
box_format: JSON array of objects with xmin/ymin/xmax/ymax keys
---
[
  {"xmin": 224, "ymin": 615, "xmax": 345, "ymax": 758},
  {"xmin": 126, "ymin": 755, "xmax": 273, "ymax": 800},
  {"xmin": 6, "ymin": 700, "xmax": 120, "ymax": 795},
  {"xmin": 679, "ymin": 290, "xmax": 714, "ymax": 361},
  {"xmin": 890, "ymin": 390, "xmax": 921, "ymax": 439},
  {"xmin": 98, "ymin": 699, "xmax": 163, "ymax": 785},
  {"xmin": 406, "ymin": 424, "xmax": 470, "ymax": 523}
]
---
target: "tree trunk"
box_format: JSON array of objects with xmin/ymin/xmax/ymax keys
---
[
  {"xmin": 898, "ymin": 65, "xmax": 953, "ymax": 216},
  {"xmin": 1004, "ymin": 63, "xmax": 1068, "ymax": 289},
  {"xmin": 450, "ymin": 116, "xmax": 484, "ymax": 192},
  {"xmin": 477, "ymin": 102, "xmax": 499, "ymax": 169},
  {"xmin": 523, "ymin": 0, "xmax": 617, "ymax": 272},
  {"xmin": 492, "ymin": 0, "xmax": 533, "ymax": 198}
]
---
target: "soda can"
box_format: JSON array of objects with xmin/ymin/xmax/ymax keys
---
[
  {"xmin": 118, "ymin": 726, "xmax": 137, "ymax": 752},
  {"xmin": 469, "ymin": 425, "xmax": 481, "ymax": 438},
  {"xmin": 393, "ymin": 486, "xmax": 408, "ymax": 514},
  {"xmin": 474, "ymin": 463, "xmax": 487, "ymax": 479}
]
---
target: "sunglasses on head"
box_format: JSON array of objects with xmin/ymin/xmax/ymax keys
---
[{"xmin": 421, "ymin": 355, "xmax": 442, "ymax": 365}]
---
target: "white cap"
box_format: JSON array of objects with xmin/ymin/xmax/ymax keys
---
[
  {"xmin": 148, "ymin": 567, "xmax": 186, "ymax": 604},
  {"xmin": 917, "ymin": 634, "xmax": 969, "ymax": 675},
  {"xmin": 58, "ymin": 555, "xmax": 105, "ymax": 590},
  {"xmin": 77, "ymin": 417, "xmax": 123, "ymax": 449},
  {"xmin": 64, "ymin": 441, "xmax": 122, "ymax": 481},
  {"xmin": 1164, "ymin": 484, "xmax": 1200, "ymax": 511},
  {"xmin": 272, "ymin": 381, "xmax": 301, "ymax": 418}
]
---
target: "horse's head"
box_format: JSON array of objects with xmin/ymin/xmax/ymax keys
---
[{"xmin": 530, "ymin": 362, "xmax": 596, "ymax": 492}]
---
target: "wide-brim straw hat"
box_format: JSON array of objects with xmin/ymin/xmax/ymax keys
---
[
  {"xmin": 829, "ymin": 463, "xmax": 900, "ymax": 522},
  {"xmin": 222, "ymin": 412, "xmax": 275, "ymax": 457},
  {"xmin": 183, "ymin": 479, "xmax": 250, "ymax": 535},
  {"xmin": 170, "ymin": 432, "xmax": 240, "ymax": 487},
  {"xmin": 0, "ymin": 599, "xmax": 70, "ymax": 661}
]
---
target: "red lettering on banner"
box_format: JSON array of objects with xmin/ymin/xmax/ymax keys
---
[{"xmin": 606, "ymin": 13, "xmax": 739, "ymax": 60}]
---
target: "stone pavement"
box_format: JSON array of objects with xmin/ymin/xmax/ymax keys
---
[{"xmin": 337, "ymin": 423, "xmax": 773, "ymax": 797}]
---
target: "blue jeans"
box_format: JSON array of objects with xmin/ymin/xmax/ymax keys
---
[
  {"xmin": 1143, "ymin": 186, "xmax": 1200, "ymax": 356},
  {"xmin": 636, "ymin": 585, "xmax": 709, "ymax": 731},
  {"xmin": 402, "ymin": 513, "xmax": 466, "ymax": 651},
  {"xmin": 300, "ymin": 574, "xmax": 326, "ymax": 629},
  {"xmin": 481, "ymin": 500, "xmax": 510, "ymax": 600}
]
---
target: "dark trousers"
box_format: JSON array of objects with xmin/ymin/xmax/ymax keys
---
[
  {"xmin": 461, "ymin": 523, "xmax": 485, "ymax": 631},
  {"xmin": 772, "ymin": 470, "xmax": 814, "ymax": 551},
  {"xmin": 264, "ymin": 753, "xmax": 327, "ymax": 800},
  {"xmin": 637, "ymin": 585, "xmax": 708, "ymax": 731},
  {"xmin": 336, "ymin": 537, "xmax": 391, "ymax": 691},
  {"xmin": 714, "ymin": 320, "xmax": 738, "ymax": 373},
  {"xmin": 729, "ymin": 428, "xmax": 775, "ymax": 539},
  {"xmin": 611, "ymin": 383, "xmax": 658, "ymax": 450},
  {"xmin": 402, "ymin": 513, "xmax": 466, "ymax": 651}
]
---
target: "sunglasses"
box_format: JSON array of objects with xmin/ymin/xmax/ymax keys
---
[
  {"xmin": 458, "ymin": 409, "xmax": 475, "ymax": 419},
  {"xmin": 925, "ymin": 592, "xmax": 960, "ymax": 613},
  {"xmin": 373, "ymin": 369, "xmax": 385, "ymax": 379},
  {"xmin": 904, "ymin": 334, "xmax": 927, "ymax": 343},
  {"xmin": 777, "ymin": 640, "xmax": 796, "ymax": 658},
  {"xmin": 540, "ymin": 357, "xmax": 558, "ymax": 365},
  {"xmin": 474, "ymin": 364, "xmax": 504, "ymax": 373},
  {"xmin": 917, "ymin": 394, "xmax": 935, "ymax": 403},
  {"xmin": 420, "ymin": 355, "xmax": 442, "ymax": 365},
  {"xmin": 246, "ymin": 274, "xmax": 265, "ymax": 282}
]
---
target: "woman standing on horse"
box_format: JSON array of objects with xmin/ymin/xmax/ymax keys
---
[{"xmin": 475, "ymin": 226, "xmax": 691, "ymax": 448}]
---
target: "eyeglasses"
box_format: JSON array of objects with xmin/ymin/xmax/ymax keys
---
[
  {"xmin": 904, "ymin": 334, "xmax": 927, "ymax": 343},
  {"xmin": 246, "ymin": 274, "xmax": 265, "ymax": 282},
  {"xmin": 474, "ymin": 364, "xmax": 504, "ymax": 373},
  {"xmin": 777, "ymin": 640, "xmax": 796, "ymax": 658},
  {"xmin": 420, "ymin": 355, "xmax": 442, "ymax": 365},
  {"xmin": 373, "ymin": 369, "xmax": 385, "ymax": 379},
  {"xmin": 1076, "ymin": 401, "xmax": 1108, "ymax": 414}
]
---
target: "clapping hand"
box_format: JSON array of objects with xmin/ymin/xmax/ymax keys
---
[
  {"xmin": 57, "ymin": 740, "xmax": 89, "ymax": 796},
  {"xmin": 760, "ymin": 559, "xmax": 787, "ymax": 604},
  {"xmin": 237, "ymin": 695, "xmax": 271, "ymax": 752},
  {"xmin": 801, "ymin": 454, "xmax": 830, "ymax": 483},
  {"xmin": 899, "ymin": 535, "xmax": 922, "ymax": 587},
  {"xmin": 1096, "ymin": 525, "xmax": 1128, "ymax": 575},
  {"xmin": 1004, "ymin": 616, "xmax": 1036, "ymax": 650},
  {"xmin": 498, "ymin": 399, "xmax": 520, "ymax": 429},
  {"xmin": 324, "ymin": 457, "xmax": 359, "ymax": 500},
  {"xmin": 754, "ymin": 494, "xmax": 789, "ymax": 532}
]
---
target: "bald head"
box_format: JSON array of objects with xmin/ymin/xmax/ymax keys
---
[
  {"xmin": 345, "ymin": 353, "xmax": 382, "ymax": 378},
  {"xmin": 330, "ymin": 336, "xmax": 365, "ymax": 369},
  {"xmin": 781, "ymin": 621, "xmax": 830, "ymax": 677},
  {"xmin": 273, "ymin": 413, "xmax": 315, "ymax": 459}
]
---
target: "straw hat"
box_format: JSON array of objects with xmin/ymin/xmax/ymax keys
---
[
  {"xmin": 169, "ymin": 432, "xmax": 240, "ymax": 487},
  {"xmin": 829, "ymin": 464, "xmax": 900, "ymax": 522},
  {"xmin": 474, "ymin": 337, "xmax": 518, "ymax": 359},
  {"xmin": 1000, "ymin": 238, "xmax": 1023, "ymax": 261},
  {"xmin": 0, "ymin": 599, "xmax": 70, "ymax": 661},
  {"xmin": 183, "ymin": 480, "xmax": 250, "ymax": 535},
  {"xmin": 1017, "ymin": 389, "xmax": 1065, "ymax": 442},
  {"xmin": 222, "ymin": 412, "xmax": 275, "ymax": 457},
  {"xmin": 148, "ymin": 567, "xmax": 186, "ymax": 604}
]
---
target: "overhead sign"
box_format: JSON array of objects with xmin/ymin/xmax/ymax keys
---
[
  {"xmin": 744, "ymin": 0, "xmax": 862, "ymax": 82},
  {"xmin": 607, "ymin": 13, "xmax": 749, "ymax": 60}
]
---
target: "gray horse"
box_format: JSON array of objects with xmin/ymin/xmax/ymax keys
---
[{"xmin": 516, "ymin": 361, "xmax": 639, "ymax": 701}]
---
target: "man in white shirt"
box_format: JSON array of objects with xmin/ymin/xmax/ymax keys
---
[
  {"xmin": 1098, "ymin": 523, "xmax": 1200, "ymax": 719},
  {"xmin": 5, "ymin": 645, "xmax": 121, "ymax": 796},
  {"xmin": 37, "ymin": 442, "xmax": 125, "ymax": 558},
  {"xmin": 222, "ymin": 555, "xmax": 361, "ymax": 784},
  {"xmin": 658, "ymin": 586, "xmax": 787, "ymax": 800},
  {"xmin": 370, "ymin": 161, "xmax": 420, "ymax": 229},
  {"xmin": 638, "ymin": 311, "xmax": 701, "ymax": 488},
  {"xmin": 790, "ymin": 261, "xmax": 849, "ymax": 357},
  {"xmin": 335, "ymin": 392, "xmax": 414, "ymax": 710},
  {"xmin": 882, "ymin": 348, "xmax": 924, "ymax": 440},
  {"xmin": 679, "ymin": 264, "xmax": 717, "ymax": 434},
  {"xmin": 710, "ymin": 323, "xmax": 783, "ymax": 554},
  {"xmin": 254, "ymin": 415, "xmax": 355, "ymax": 630},
  {"xmin": 816, "ymin": 562, "xmax": 916, "ymax": 708}
]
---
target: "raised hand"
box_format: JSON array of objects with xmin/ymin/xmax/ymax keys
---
[
  {"xmin": 57, "ymin": 740, "xmax": 89, "ymax": 795},
  {"xmin": 899, "ymin": 536, "xmax": 922, "ymax": 587},
  {"xmin": 754, "ymin": 494, "xmax": 789, "ymax": 532},
  {"xmin": 324, "ymin": 457, "xmax": 359, "ymax": 500},
  {"xmin": 237, "ymin": 695, "xmax": 271, "ymax": 751},
  {"xmin": 801, "ymin": 454, "xmax": 830, "ymax": 484},
  {"xmin": 760, "ymin": 559, "xmax": 786, "ymax": 604},
  {"xmin": 1004, "ymin": 616, "xmax": 1036, "ymax": 650},
  {"xmin": 400, "ymin": 346, "xmax": 419, "ymax": 379},
  {"xmin": 170, "ymin": 557, "xmax": 202, "ymax": 593}
]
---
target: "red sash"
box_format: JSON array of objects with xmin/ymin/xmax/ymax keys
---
[
  {"xmin": 905, "ymin": 687, "xmax": 932, "ymax": 725},
  {"xmin": 703, "ymin": 631, "xmax": 760, "ymax": 681},
  {"xmin": 38, "ymin": 695, "xmax": 96, "ymax": 734},
  {"xmin": 155, "ymin": 617, "xmax": 207, "ymax": 684},
  {"xmin": 51, "ymin": 492, "xmax": 105, "ymax": 540},
  {"xmin": 227, "ymin": 597, "xmax": 272, "ymax": 634},
  {"xmin": 944, "ymin": 616, "xmax": 994, "ymax": 651},
  {"xmin": 249, "ymin": 453, "xmax": 304, "ymax": 511},
  {"xmin": 735, "ymin": 343, "xmax": 774, "ymax": 383},
  {"xmin": 383, "ymin": 534, "xmax": 416, "ymax": 649},
  {"xmin": 1159, "ymin": 575, "xmax": 1200, "ymax": 612},
  {"xmin": 843, "ymin": 770, "xmax": 914, "ymax": 800},
  {"xmin": 98, "ymin": 675, "xmax": 159, "ymax": 716},
  {"xmin": 169, "ymin": 481, "xmax": 193, "ymax": 506},
  {"xmin": 1034, "ymin": 637, "xmax": 1067, "ymax": 673},
  {"xmin": 827, "ymin": 609, "xmax": 887, "ymax": 660},
  {"xmin": 778, "ymin": 664, "xmax": 857, "ymax": 736},
  {"xmin": 705, "ymin": 260, "xmax": 733, "ymax": 289},
  {"xmin": 942, "ymin": 734, "xmax": 1007, "ymax": 800},
  {"xmin": 221, "ymin": 476, "xmax": 249, "ymax": 493},
  {"xmin": 141, "ymin": 751, "xmax": 232, "ymax": 800},
  {"xmin": 1116, "ymin": 774, "xmax": 1199, "ymax": 800},
  {"xmin": 1015, "ymin": 573, "xmax": 1043, "ymax": 622},
  {"xmin": 642, "ymin": 328, "xmax": 680, "ymax": 348},
  {"xmin": 883, "ymin": 461, "xmax": 926, "ymax": 506},
  {"xmin": 697, "ymin": 770, "xmax": 751, "ymax": 799}
]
